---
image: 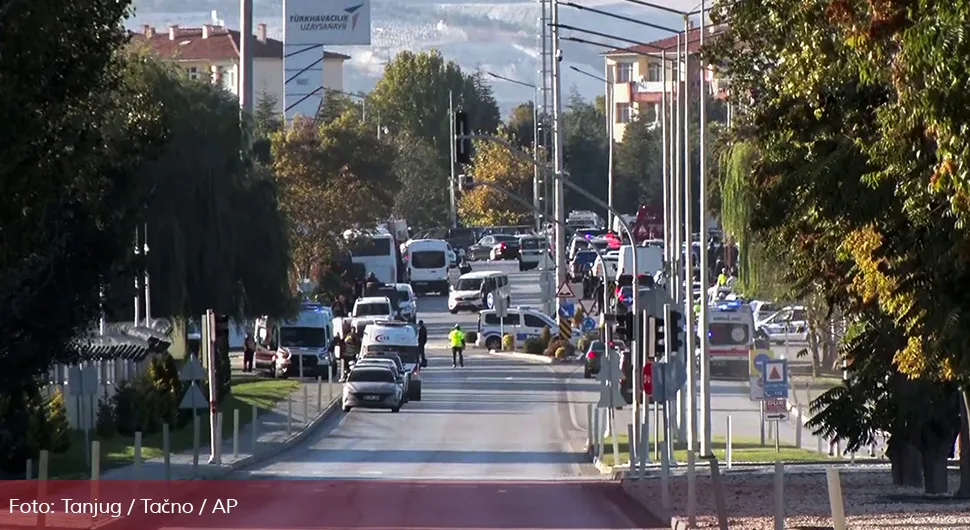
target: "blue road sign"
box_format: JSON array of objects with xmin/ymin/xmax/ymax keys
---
[
  {"xmin": 754, "ymin": 352, "xmax": 772, "ymax": 373},
  {"xmin": 762, "ymin": 359, "xmax": 789, "ymax": 399},
  {"xmin": 559, "ymin": 301, "xmax": 576, "ymax": 319},
  {"xmin": 581, "ymin": 316, "xmax": 596, "ymax": 332}
]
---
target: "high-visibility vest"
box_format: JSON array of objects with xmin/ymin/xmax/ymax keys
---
[{"xmin": 449, "ymin": 329, "xmax": 465, "ymax": 347}]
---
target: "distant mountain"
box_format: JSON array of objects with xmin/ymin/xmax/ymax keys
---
[{"xmin": 129, "ymin": 0, "xmax": 694, "ymax": 116}]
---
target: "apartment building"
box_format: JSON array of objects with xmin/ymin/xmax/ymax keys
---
[
  {"xmin": 603, "ymin": 24, "xmax": 728, "ymax": 142},
  {"xmin": 131, "ymin": 23, "xmax": 350, "ymax": 113}
]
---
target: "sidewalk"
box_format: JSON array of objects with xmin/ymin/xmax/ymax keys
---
[{"xmin": 100, "ymin": 377, "xmax": 340, "ymax": 480}]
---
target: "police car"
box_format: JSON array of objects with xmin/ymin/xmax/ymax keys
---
[{"xmin": 475, "ymin": 306, "xmax": 581, "ymax": 351}]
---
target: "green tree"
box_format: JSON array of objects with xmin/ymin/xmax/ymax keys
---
[
  {"xmin": 562, "ymin": 91, "xmax": 609, "ymax": 214},
  {"xmin": 613, "ymin": 116, "xmax": 662, "ymax": 213},
  {"xmin": 46, "ymin": 389, "xmax": 71, "ymax": 453},
  {"xmin": 0, "ymin": 0, "xmax": 164, "ymax": 472},
  {"xmin": 252, "ymin": 91, "xmax": 281, "ymax": 164},
  {"xmin": 504, "ymin": 102, "xmax": 535, "ymax": 150},
  {"xmin": 272, "ymin": 114, "xmax": 398, "ymax": 280},
  {"xmin": 369, "ymin": 51, "xmax": 501, "ymax": 170},
  {"xmin": 106, "ymin": 52, "xmax": 294, "ymax": 320},
  {"xmin": 391, "ymin": 132, "xmax": 450, "ymax": 230},
  {"xmin": 708, "ymin": 0, "xmax": 970, "ymax": 494}
]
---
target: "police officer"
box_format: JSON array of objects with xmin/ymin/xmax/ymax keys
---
[
  {"xmin": 417, "ymin": 320, "xmax": 428, "ymax": 365},
  {"xmin": 448, "ymin": 324, "xmax": 465, "ymax": 368}
]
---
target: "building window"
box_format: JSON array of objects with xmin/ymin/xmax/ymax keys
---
[
  {"xmin": 186, "ymin": 66, "xmax": 199, "ymax": 80},
  {"xmin": 642, "ymin": 103, "xmax": 658, "ymax": 122},
  {"xmin": 647, "ymin": 62, "xmax": 662, "ymax": 83},
  {"xmin": 615, "ymin": 103, "xmax": 632, "ymax": 123},
  {"xmin": 616, "ymin": 62, "xmax": 633, "ymax": 83}
]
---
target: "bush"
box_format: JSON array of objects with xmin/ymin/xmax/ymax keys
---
[
  {"xmin": 95, "ymin": 397, "xmax": 116, "ymax": 438},
  {"xmin": 544, "ymin": 336, "xmax": 564, "ymax": 357},
  {"xmin": 24, "ymin": 392, "xmax": 49, "ymax": 457},
  {"xmin": 502, "ymin": 334, "xmax": 514, "ymax": 351},
  {"xmin": 148, "ymin": 354, "xmax": 181, "ymax": 426},
  {"xmin": 523, "ymin": 337, "xmax": 545, "ymax": 355},
  {"xmin": 539, "ymin": 327, "xmax": 552, "ymax": 349},
  {"xmin": 114, "ymin": 372, "xmax": 172, "ymax": 436},
  {"xmin": 572, "ymin": 307, "xmax": 586, "ymax": 327},
  {"xmin": 46, "ymin": 389, "xmax": 70, "ymax": 453},
  {"xmin": 555, "ymin": 347, "xmax": 568, "ymax": 359},
  {"xmin": 577, "ymin": 336, "xmax": 590, "ymax": 354}
]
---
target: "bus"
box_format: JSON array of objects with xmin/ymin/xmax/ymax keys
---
[{"xmin": 345, "ymin": 228, "xmax": 398, "ymax": 284}]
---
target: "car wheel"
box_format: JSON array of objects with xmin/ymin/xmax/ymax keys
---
[
  {"xmin": 518, "ymin": 262, "xmax": 525, "ymax": 272},
  {"xmin": 342, "ymin": 406, "xmax": 351, "ymax": 412},
  {"xmin": 583, "ymin": 368, "xmax": 592, "ymax": 379},
  {"xmin": 485, "ymin": 336, "xmax": 501, "ymax": 351},
  {"xmin": 409, "ymin": 382, "xmax": 422, "ymax": 401},
  {"xmin": 391, "ymin": 407, "xmax": 401, "ymax": 413},
  {"xmin": 506, "ymin": 296, "xmax": 511, "ymax": 307},
  {"xmin": 449, "ymin": 308, "xmax": 459, "ymax": 314}
]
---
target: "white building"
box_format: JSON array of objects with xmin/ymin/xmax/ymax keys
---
[{"xmin": 132, "ymin": 23, "xmax": 349, "ymax": 113}]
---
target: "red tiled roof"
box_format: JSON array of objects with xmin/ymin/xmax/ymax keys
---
[
  {"xmin": 130, "ymin": 26, "xmax": 350, "ymax": 62},
  {"xmin": 605, "ymin": 24, "xmax": 727, "ymax": 56}
]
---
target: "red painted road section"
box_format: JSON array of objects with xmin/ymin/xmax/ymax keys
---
[{"xmin": 1, "ymin": 480, "xmax": 664, "ymax": 529}]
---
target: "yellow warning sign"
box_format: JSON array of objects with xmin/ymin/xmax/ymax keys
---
[{"xmin": 559, "ymin": 316, "xmax": 572, "ymax": 340}]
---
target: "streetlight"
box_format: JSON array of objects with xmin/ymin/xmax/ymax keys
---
[
  {"xmin": 485, "ymin": 71, "xmax": 543, "ymax": 232},
  {"xmin": 568, "ymin": 66, "xmax": 615, "ymax": 232}
]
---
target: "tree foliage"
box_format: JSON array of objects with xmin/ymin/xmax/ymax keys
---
[
  {"xmin": 0, "ymin": 0, "xmax": 165, "ymax": 472},
  {"xmin": 391, "ymin": 132, "xmax": 450, "ymax": 230},
  {"xmin": 458, "ymin": 133, "xmax": 535, "ymax": 226},
  {"xmin": 106, "ymin": 52, "xmax": 294, "ymax": 320},
  {"xmin": 708, "ymin": 0, "xmax": 970, "ymax": 494},
  {"xmin": 271, "ymin": 115, "xmax": 397, "ymax": 279},
  {"xmin": 562, "ymin": 92, "xmax": 609, "ymax": 213},
  {"xmin": 505, "ymin": 102, "xmax": 535, "ymax": 150},
  {"xmin": 613, "ymin": 116, "xmax": 663, "ymax": 213},
  {"xmin": 369, "ymin": 50, "xmax": 501, "ymax": 170}
]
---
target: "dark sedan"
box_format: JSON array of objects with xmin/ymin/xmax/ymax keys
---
[{"xmin": 466, "ymin": 234, "xmax": 520, "ymax": 261}]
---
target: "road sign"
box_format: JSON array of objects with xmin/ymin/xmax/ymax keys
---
[
  {"xmin": 559, "ymin": 301, "xmax": 576, "ymax": 318},
  {"xmin": 68, "ymin": 365, "xmax": 99, "ymax": 397},
  {"xmin": 494, "ymin": 293, "xmax": 508, "ymax": 318},
  {"xmin": 179, "ymin": 356, "xmax": 206, "ymax": 381},
  {"xmin": 764, "ymin": 397, "xmax": 788, "ymax": 421},
  {"xmin": 750, "ymin": 348, "xmax": 774, "ymax": 377},
  {"xmin": 582, "ymin": 316, "xmax": 596, "ymax": 332},
  {"xmin": 556, "ymin": 281, "xmax": 576, "ymax": 299},
  {"xmin": 179, "ymin": 383, "xmax": 209, "ymax": 410},
  {"xmin": 597, "ymin": 350, "xmax": 624, "ymax": 408},
  {"xmin": 762, "ymin": 359, "xmax": 789, "ymax": 399}
]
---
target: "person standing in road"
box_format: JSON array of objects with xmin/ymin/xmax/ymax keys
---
[
  {"xmin": 243, "ymin": 334, "xmax": 256, "ymax": 373},
  {"xmin": 417, "ymin": 320, "xmax": 428, "ymax": 365},
  {"xmin": 449, "ymin": 324, "xmax": 465, "ymax": 368}
]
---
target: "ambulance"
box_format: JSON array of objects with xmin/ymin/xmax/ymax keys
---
[{"xmin": 704, "ymin": 299, "xmax": 756, "ymax": 378}]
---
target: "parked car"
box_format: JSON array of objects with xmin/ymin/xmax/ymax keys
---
[{"xmin": 466, "ymin": 234, "xmax": 519, "ymax": 261}]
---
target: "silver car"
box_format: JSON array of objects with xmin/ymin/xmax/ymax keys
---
[
  {"xmin": 355, "ymin": 357, "xmax": 409, "ymax": 402},
  {"xmin": 342, "ymin": 367, "xmax": 403, "ymax": 413}
]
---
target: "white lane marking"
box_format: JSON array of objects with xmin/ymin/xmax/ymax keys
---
[{"xmin": 359, "ymin": 470, "xmax": 383, "ymax": 475}]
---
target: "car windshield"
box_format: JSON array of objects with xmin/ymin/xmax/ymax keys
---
[
  {"xmin": 709, "ymin": 323, "xmax": 751, "ymax": 346},
  {"xmin": 366, "ymin": 346, "xmax": 419, "ymax": 365},
  {"xmin": 411, "ymin": 250, "xmax": 446, "ymax": 268},
  {"xmin": 279, "ymin": 327, "xmax": 328, "ymax": 348},
  {"xmin": 574, "ymin": 251, "xmax": 597, "ymax": 264},
  {"xmin": 455, "ymin": 278, "xmax": 483, "ymax": 291},
  {"xmin": 355, "ymin": 302, "xmax": 390, "ymax": 316},
  {"xmin": 590, "ymin": 240, "xmax": 609, "ymax": 250},
  {"xmin": 589, "ymin": 340, "xmax": 605, "ymax": 352},
  {"xmin": 364, "ymin": 352, "xmax": 404, "ymax": 370},
  {"xmin": 494, "ymin": 235, "xmax": 518, "ymax": 244},
  {"xmin": 396, "ymin": 287, "xmax": 412, "ymax": 301},
  {"xmin": 348, "ymin": 369, "xmax": 395, "ymax": 383},
  {"xmin": 520, "ymin": 238, "xmax": 544, "ymax": 250}
]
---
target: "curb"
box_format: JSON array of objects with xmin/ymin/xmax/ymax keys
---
[
  {"xmin": 619, "ymin": 480, "xmax": 689, "ymax": 530},
  {"xmin": 487, "ymin": 350, "xmax": 554, "ymax": 364},
  {"xmin": 90, "ymin": 396, "xmax": 343, "ymax": 529}
]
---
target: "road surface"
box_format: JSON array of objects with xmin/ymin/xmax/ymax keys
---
[{"xmin": 144, "ymin": 259, "xmax": 665, "ymax": 529}]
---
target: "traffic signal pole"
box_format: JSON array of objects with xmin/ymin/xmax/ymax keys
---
[{"xmin": 448, "ymin": 90, "xmax": 458, "ymax": 229}]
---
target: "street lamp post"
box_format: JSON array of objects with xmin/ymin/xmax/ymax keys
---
[
  {"xmin": 485, "ymin": 72, "xmax": 543, "ymax": 232},
  {"xmin": 568, "ymin": 66, "xmax": 614, "ymax": 233}
]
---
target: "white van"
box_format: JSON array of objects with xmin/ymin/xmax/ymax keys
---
[
  {"xmin": 517, "ymin": 235, "xmax": 548, "ymax": 271},
  {"xmin": 706, "ymin": 299, "xmax": 756, "ymax": 378},
  {"xmin": 360, "ymin": 322, "xmax": 423, "ymax": 400},
  {"xmin": 403, "ymin": 239, "xmax": 450, "ymax": 294},
  {"xmin": 476, "ymin": 306, "xmax": 580, "ymax": 350},
  {"xmin": 253, "ymin": 304, "xmax": 333, "ymax": 378},
  {"xmin": 617, "ymin": 244, "xmax": 664, "ymax": 278},
  {"xmin": 448, "ymin": 270, "xmax": 511, "ymax": 314}
]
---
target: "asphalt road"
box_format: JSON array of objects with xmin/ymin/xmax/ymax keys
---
[{"xmin": 154, "ymin": 259, "xmax": 665, "ymax": 530}]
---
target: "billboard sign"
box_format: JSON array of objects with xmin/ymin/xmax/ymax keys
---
[{"xmin": 284, "ymin": 0, "xmax": 372, "ymax": 46}]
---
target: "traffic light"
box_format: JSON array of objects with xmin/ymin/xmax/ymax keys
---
[
  {"xmin": 642, "ymin": 360, "xmax": 653, "ymax": 396},
  {"xmin": 454, "ymin": 111, "xmax": 472, "ymax": 164},
  {"xmin": 652, "ymin": 316, "xmax": 665, "ymax": 359},
  {"xmin": 668, "ymin": 309, "xmax": 684, "ymax": 353},
  {"xmin": 615, "ymin": 311, "xmax": 633, "ymax": 341}
]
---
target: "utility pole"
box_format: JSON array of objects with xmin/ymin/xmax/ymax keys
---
[
  {"xmin": 698, "ymin": 0, "xmax": 712, "ymax": 457},
  {"xmin": 239, "ymin": 0, "xmax": 254, "ymax": 117},
  {"xmin": 532, "ymin": 87, "xmax": 541, "ymax": 231},
  {"xmin": 449, "ymin": 90, "xmax": 458, "ymax": 229},
  {"xmin": 674, "ymin": 32, "xmax": 686, "ymax": 442},
  {"xmin": 661, "ymin": 49, "xmax": 670, "ymax": 297},
  {"xmin": 540, "ymin": 0, "xmax": 554, "ymax": 225},
  {"xmin": 133, "ymin": 228, "xmax": 141, "ymax": 326},
  {"xmin": 551, "ymin": 0, "xmax": 566, "ymax": 292},
  {"xmin": 683, "ymin": 14, "xmax": 697, "ymax": 453},
  {"xmin": 604, "ymin": 62, "xmax": 615, "ymax": 231},
  {"xmin": 143, "ymin": 223, "xmax": 151, "ymax": 325}
]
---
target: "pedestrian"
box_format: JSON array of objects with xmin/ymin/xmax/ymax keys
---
[
  {"xmin": 333, "ymin": 294, "xmax": 349, "ymax": 317},
  {"xmin": 448, "ymin": 324, "xmax": 465, "ymax": 368},
  {"xmin": 417, "ymin": 320, "xmax": 428, "ymax": 365},
  {"xmin": 243, "ymin": 334, "xmax": 256, "ymax": 373},
  {"xmin": 365, "ymin": 272, "xmax": 382, "ymax": 296},
  {"xmin": 717, "ymin": 268, "xmax": 728, "ymax": 287}
]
